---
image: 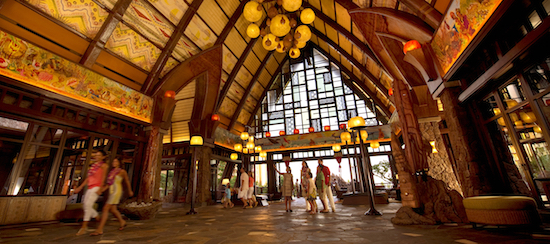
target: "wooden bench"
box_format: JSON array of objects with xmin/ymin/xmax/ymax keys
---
[{"xmin": 463, "ymin": 196, "xmax": 540, "ymax": 228}]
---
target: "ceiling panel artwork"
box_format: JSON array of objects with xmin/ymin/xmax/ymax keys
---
[
  {"xmin": 172, "ymin": 35, "xmax": 200, "ymax": 62},
  {"xmin": 243, "ymin": 96, "xmax": 257, "ymax": 113},
  {"xmin": 227, "ymin": 80, "xmax": 246, "ymax": 102},
  {"xmin": 123, "ymin": 0, "xmax": 174, "ymax": 47},
  {"xmin": 222, "ymin": 45, "xmax": 238, "ymax": 73},
  {"xmin": 105, "ymin": 22, "xmax": 161, "ymax": 71},
  {"xmin": 250, "ymin": 82, "xmax": 264, "ymax": 101},
  {"xmin": 235, "ymin": 68, "xmax": 253, "ymax": 88},
  {"xmin": 220, "ymin": 71, "xmax": 229, "ymax": 91},
  {"xmin": 184, "ymin": 15, "xmax": 216, "ymax": 50},
  {"xmin": 146, "ymin": 0, "xmax": 188, "ymax": 25},
  {"xmin": 219, "ymin": 98, "xmax": 238, "ymax": 118},
  {"xmin": 24, "ymin": 0, "xmax": 109, "ymax": 39},
  {"xmin": 237, "ymin": 109, "xmax": 250, "ymax": 125},
  {"xmin": 196, "ymin": 0, "xmax": 227, "ymax": 35},
  {"xmin": 160, "ymin": 57, "xmax": 179, "ymax": 77}
]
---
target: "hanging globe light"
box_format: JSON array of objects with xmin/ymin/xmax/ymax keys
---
[
  {"xmin": 289, "ymin": 47, "xmax": 300, "ymax": 58},
  {"xmin": 282, "ymin": 0, "xmax": 302, "ymax": 12},
  {"xmin": 332, "ymin": 144, "xmax": 341, "ymax": 152},
  {"xmin": 294, "ymin": 25, "xmax": 311, "ymax": 42},
  {"xmin": 270, "ymin": 14, "xmax": 291, "ymax": 37},
  {"xmin": 340, "ymin": 132, "xmax": 351, "ymax": 143},
  {"xmin": 295, "ymin": 41, "xmax": 306, "ymax": 49},
  {"xmin": 240, "ymin": 132, "xmax": 249, "ymax": 140},
  {"xmin": 262, "ymin": 34, "xmax": 278, "ymax": 50},
  {"xmin": 370, "ymin": 141, "xmax": 380, "ymax": 149},
  {"xmin": 247, "ymin": 23, "xmax": 260, "ymax": 38},
  {"xmin": 259, "ymin": 151, "xmax": 267, "ymax": 158},
  {"xmin": 230, "ymin": 153, "xmax": 238, "ymax": 160},
  {"xmin": 234, "ymin": 143, "xmax": 243, "ymax": 152},
  {"xmin": 243, "ymin": 1, "xmax": 263, "ymax": 22},
  {"xmin": 300, "ymin": 8, "xmax": 315, "ymax": 24},
  {"xmin": 276, "ymin": 42, "xmax": 287, "ymax": 53},
  {"xmin": 246, "ymin": 141, "xmax": 255, "ymax": 150}
]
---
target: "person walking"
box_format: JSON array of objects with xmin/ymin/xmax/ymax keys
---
[
  {"xmin": 306, "ymin": 172, "xmax": 317, "ymax": 215},
  {"xmin": 319, "ymin": 159, "xmax": 336, "ymax": 212},
  {"xmin": 274, "ymin": 165, "xmax": 293, "ymax": 212},
  {"xmin": 315, "ymin": 164, "xmax": 327, "ymax": 213},
  {"xmin": 238, "ymin": 168, "xmax": 250, "ymax": 208},
  {"xmin": 74, "ymin": 150, "xmax": 109, "ymax": 236},
  {"xmin": 248, "ymin": 171, "xmax": 258, "ymax": 207},
  {"xmin": 91, "ymin": 157, "xmax": 133, "ymax": 236},
  {"xmin": 301, "ymin": 161, "xmax": 311, "ymax": 211}
]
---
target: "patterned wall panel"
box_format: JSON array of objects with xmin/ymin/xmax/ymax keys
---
[
  {"xmin": 219, "ymin": 98, "xmax": 238, "ymax": 118},
  {"xmin": 222, "ymin": 45, "xmax": 238, "ymax": 74},
  {"xmin": 24, "ymin": 0, "xmax": 109, "ymax": 39},
  {"xmin": 105, "ymin": 22, "xmax": 161, "ymax": 71},
  {"xmin": 146, "ymin": 0, "xmax": 188, "ymax": 24},
  {"xmin": 184, "ymin": 16, "xmax": 216, "ymax": 50},
  {"xmin": 172, "ymin": 36, "xmax": 200, "ymax": 62},
  {"xmin": 160, "ymin": 57, "xmax": 179, "ymax": 77},
  {"xmin": 123, "ymin": 0, "xmax": 174, "ymax": 47}
]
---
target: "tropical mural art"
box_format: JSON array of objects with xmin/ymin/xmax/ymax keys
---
[
  {"xmin": 0, "ymin": 30, "xmax": 153, "ymax": 123},
  {"xmin": 431, "ymin": 0, "xmax": 503, "ymax": 75}
]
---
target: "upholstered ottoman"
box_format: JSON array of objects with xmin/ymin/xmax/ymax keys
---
[{"xmin": 463, "ymin": 196, "xmax": 540, "ymax": 228}]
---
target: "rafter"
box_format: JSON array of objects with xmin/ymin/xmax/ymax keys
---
[
  {"xmin": 311, "ymin": 27, "xmax": 389, "ymax": 97},
  {"xmin": 214, "ymin": 0, "xmax": 247, "ymax": 45},
  {"xmin": 398, "ymin": 0, "xmax": 442, "ymax": 29},
  {"xmin": 246, "ymin": 56, "xmax": 289, "ymax": 126},
  {"xmin": 79, "ymin": 0, "xmax": 132, "ymax": 68},
  {"xmin": 228, "ymin": 51, "xmax": 274, "ymax": 130},
  {"xmin": 302, "ymin": 2, "xmax": 387, "ymax": 73},
  {"xmin": 216, "ymin": 20, "xmax": 267, "ymax": 110},
  {"xmin": 311, "ymin": 43, "xmax": 392, "ymax": 119},
  {"xmin": 142, "ymin": 0, "xmax": 205, "ymax": 95}
]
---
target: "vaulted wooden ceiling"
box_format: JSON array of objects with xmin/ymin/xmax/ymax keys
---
[{"xmin": 0, "ymin": 0, "xmax": 451, "ymax": 138}]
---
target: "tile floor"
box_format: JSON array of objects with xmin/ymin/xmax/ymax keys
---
[{"xmin": 0, "ymin": 198, "xmax": 548, "ymax": 243}]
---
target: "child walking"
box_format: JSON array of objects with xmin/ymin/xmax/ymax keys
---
[
  {"xmin": 222, "ymin": 183, "xmax": 234, "ymax": 208},
  {"xmin": 306, "ymin": 172, "xmax": 318, "ymax": 215}
]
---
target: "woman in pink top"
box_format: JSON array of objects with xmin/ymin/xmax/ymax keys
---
[{"xmin": 74, "ymin": 150, "xmax": 109, "ymax": 235}]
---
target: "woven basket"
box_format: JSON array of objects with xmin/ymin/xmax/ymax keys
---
[
  {"xmin": 465, "ymin": 209, "xmax": 540, "ymax": 225},
  {"xmin": 118, "ymin": 200, "xmax": 163, "ymax": 220}
]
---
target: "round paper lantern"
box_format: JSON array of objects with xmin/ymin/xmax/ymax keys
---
[
  {"xmin": 263, "ymin": 34, "xmax": 278, "ymax": 50},
  {"xmin": 308, "ymin": 127, "xmax": 314, "ymax": 133},
  {"xmin": 267, "ymin": 6, "xmax": 278, "ymax": 18},
  {"xmin": 295, "ymin": 41, "xmax": 306, "ymax": 49},
  {"xmin": 355, "ymin": 130, "xmax": 368, "ymax": 142},
  {"xmin": 332, "ymin": 144, "xmax": 341, "ymax": 152},
  {"xmin": 370, "ymin": 141, "xmax": 380, "ymax": 149},
  {"xmin": 259, "ymin": 151, "xmax": 267, "ymax": 158},
  {"xmin": 211, "ymin": 114, "xmax": 220, "ymax": 121},
  {"xmin": 270, "ymin": 14, "xmax": 291, "ymax": 37},
  {"xmin": 388, "ymin": 88, "xmax": 393, "ymax": 96},
  {"xmin": 240, "ymin": 132, "xmax": 249, "ymax": 140},
  {"xmin": 246, "ymin": 141, "xmax": 255, "ymax": 150},
  {"xmin": 276, "ymin": 42, "xmax": 287, "ymax": 53},
  {"xmin": 300, "ymin": 8, "xmax": 315, "ymax": 24},
  {"xmin": 294, "ymin": 25, "xmax": 311, "ymax": 42},
  {"xmin": 339, "ymin": 124, "xmax": 346, "ymax": 130},
  {"xmin": 324, "ymin": 125, "xmax": 330, "ymax": 131},
  {"xmin": 289, "ymin": 48, "xmax": 300, "ymax": 58},
  {"xmin": 243, "ymin": 1, "xmax": 263, "ymax": 22},
  {"xmin": 234, "ymin": 143, "xmax": 243, "ymax": 152},
  {"xmin": 340, "ymin": 132, "xmax": 351, "ymax": 143},
  {"xmin": 282, "ymin": 0, "xmax": 302, "ymax": 12},
  {"xmin": 279, "ymin": 130, "xmax": 286, "ymax": 136},
  {"xmin": 230, "ymin": 153, "xmax": 238, "ymax": 160},
  {"xmin": 164, "ymin": 90, "xmax": 176, "ymax": 98},
  {"xmin": 348, "ymin": 116, "xmax": 366, "ymax": 129},
  {"xmin": 266, "ymin": 131, "xmax": 271, "ymax": 137},
  {"xmin": 247, "ymin": 23, "xmax": 260, "ymax": 38},
  {"xmin": 293, "ymin": 128, "xmax": 299, "ymax": 134},
  {"xmin": 255, "ymin": 146, "xmax": 262, "ymax": 152},
  {"xmin": 403, "ymin": 40, "xmax": 421, "ymax": 54}
]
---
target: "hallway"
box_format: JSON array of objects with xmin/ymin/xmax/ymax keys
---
[{"xmin": 0, "ymin": 198, "xmax": 548, "ymax": 243}]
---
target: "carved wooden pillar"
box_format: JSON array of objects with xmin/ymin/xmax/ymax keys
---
[
  {"xmin": 137, "ymin": 126, "xmax": 163, "ymax": 203},
  {"xmin": 267, "ymin": 154, "xmax": 276, "ymax": 194}
]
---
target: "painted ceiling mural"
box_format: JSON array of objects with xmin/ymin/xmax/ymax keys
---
[
  {"xmin": 105, "ymin": 22, "xmax": 161, "ymax": 71},
  {"xmin": 146, "ymin": 0, "xmax": 188, "ymax": 25},
  {"xmin": 172, "ymin": 36, "xmax": 200, "ymax": 62},
  {"xmin": 25, "ymin": 0, "xmax": 109, "ymax": 39},
  {"xmin": 123, "ymin": 0, "xmax": 174, "ymax": 47},
  {"xmin": 184, "ymin": 16, "xmax": 216, "ymax": 50},
  {"xmin": 0, "ymin": 30, "xmax": 153, "ymax": 122}
]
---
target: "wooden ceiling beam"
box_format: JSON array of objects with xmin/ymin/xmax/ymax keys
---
[
  {"xmin": 246, "ymin": 56, "xmax": 289, "ymax": 126},
  {"xmin": 228, "ymin": 51, "xmax": 274, "ymax": 131},
  {"xmin": 311, "ymin": 43, "xmax": 392, "ymax": 119},
  {"xmin": 142, "ymin": 0, "xmax": 205, "ymax": 95},
  {"xmin": 214, "ymin": 0, "xmax": 247, "ymax": 45},
  {"xmin": 302, "ymin": 2, "xmax": 387, "ymax": 73},
  {"xmin": 79, "ymin": 0, "xmax": 132, "ymax": 68},
  {"xmin": 311, "ymin": 28, "xmax": 389, "ymax": 96},
  {"xmin": 398, "ymin": 0, "xmax": 442, "ymax": 29},
  {"xmin": 216, "ymin": 20, "xmax": 267, "ymax": 110}
]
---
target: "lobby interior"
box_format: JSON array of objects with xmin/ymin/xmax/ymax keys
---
[{"xmin": 1, "ymin": 0, "xmax": 550, "ymax": 243}]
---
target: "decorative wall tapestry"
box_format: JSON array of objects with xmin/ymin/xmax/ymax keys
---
[
  {"xmin": 0, "ymin": 31, "xmax": 153, "ymax": 123},
  {"xmin": 431, "ymin": 0, "xmax": 503, "ymax": 76}
]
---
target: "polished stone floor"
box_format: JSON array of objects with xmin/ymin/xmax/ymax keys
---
[{"xmin": 0, "ymin": 198, "xmax": 549, "ymax": 243}]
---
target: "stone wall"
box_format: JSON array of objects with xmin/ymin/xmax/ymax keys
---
[{"xmin": 419, "ymin": 121, "xmax": 462, "ymax": 195}]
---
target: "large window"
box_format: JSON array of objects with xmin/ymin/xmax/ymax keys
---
[{"xmin": 258, "ymin": 49, "xmax": 379, "ymax": 137}]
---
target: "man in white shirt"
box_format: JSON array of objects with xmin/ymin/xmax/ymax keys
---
[{"xmin": 238, "ymin": 168, "xmax": 250, "ymax": 208}]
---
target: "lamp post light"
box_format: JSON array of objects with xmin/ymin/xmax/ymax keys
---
[
  {"xmin": 350, "ymin": 130, "xmax": 365, "ymax": 193},
  {"xmin": 340, "ymin": 131, "xmax": 355, "ymax": 194},
  {"xmin": 348, "ymin": 117, "xmax": 382, "ymax": 216},
  {"xmin": 187, "ymin": 135, "xmax": 204, "ymax": 215}
]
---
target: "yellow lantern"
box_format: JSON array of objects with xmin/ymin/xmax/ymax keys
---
[
  {"xmin": 247, "ymin": 23, "xmax": 260, "ymax": 38},
  {"xmin": 296, "ymin": 41, "xmax": 307, "ymax": 49},
  {"xmin": 294, "ymin": 25, "xmax": 311, "ymax": 42},
  {"xmin": 300, "ymin": 8, "xmax": 315, "ymax": 24},
  {"xmin": 259, "ymin": 151, "xmax": 267, "ymax": 158},
  {"xmin": 249, "ymin": 136, "xmax": 255, "ymax": 142},
  {"xmin": 534, "ymin": 125, "xmax": 543, "ymax": 133},
  {"xmin": 243, "ymin": 148, "xmax": 249, "ymax": 154},
  {"xmin": 230, "ymin": 153, "xmax": 238, "ymax": 160},
  {"xmin": 243, "ymin": 1, "xmax": 263, "ymax": 22},
  {"xmin": 262, "ymin": 34, "xmax": 278, "ymax": 50},
  {"xmin": 270, "ymin": 14, "xmax": 291, "ymax": 37},
  {"xmin": 289, "ymin": 47, "xmax": 300, "ymax": 58},
  {"xmin": 241, "ymin": 132, "xmax": 249, "ymax": 140},
  {"xmin": 497, "ymin": 117, "xmax": 505, "ymax": 126},
  {"xmin": 370, "ymin": 141, "xmax": 380, "ymax": 149},
  {"xmin": 255, "ymin": 146, "xmax": 262, "ymax": 152},
  {"xmin": 348, "ymin": 116, "xmax": 366, "ymax": 129},
  {"xmin": 276, "ymin": 42, "xmax": 287, "ymax": 53},
  {"xmin": 282, "ymin": 0, "xmax": 302, "ymax": 12},
  {"xmin": 340, "ymin": 131, "xmax": 351, "ymax": 143},
  {"xmin": 246, "ymin": 141, "xmax": 255, "ymax": 150},
  {"xmin": 190, "ymin": 135, "xmax": 203, "ymax": 146},
  {"xmin": 332, "ymin": 144, "xmax": 341, "ymax": 152},
  {"xmin": 520, "ymin": 111, "xmax": 536, "ymax": 123},
  {"xmin": 355, "ymin": 130, "xmax": 368, "ymax": 142},
  {"xmin": 234, "ymin": 143, "xmax": 243, "ymax": 152}
]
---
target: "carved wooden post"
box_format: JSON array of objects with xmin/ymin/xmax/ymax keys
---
[{"xmin": 137, "ymin": 126, "xmax": 161, "ymax": 203}]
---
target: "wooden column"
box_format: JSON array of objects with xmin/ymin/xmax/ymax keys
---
[
  {"xmin": 267, "ymin": 154, "xmax": 276, "ymax": 194},
  {"xmin": 137, "ymin": 126, "xmax": 162, "ymax": 203}
]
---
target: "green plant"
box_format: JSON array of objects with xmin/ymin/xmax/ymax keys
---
[{"xmin": 372, "ymin": 160, "xmax": 392, "ymax": 183}]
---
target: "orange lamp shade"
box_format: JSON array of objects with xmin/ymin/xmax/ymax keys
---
[
  {"xmin": 388, "ymin": 88, "xmax": 393, "ymax": 96},
  {"xmin": 324, "ymin": 125, "xmax": 330, "ymax": 131},
  {"xmin": 339, "ymin": 124, "xmax": 346, "ymax": 130},
  {"xmin": 164, "ymin": 90, "xmax": 176, "ymax": 98},
  {"xmin": 279, "ymin": 131, "xmax": 286, "ymax": 136},
  {"xmin": 403, "ymin": 40, "xmax": 421, "ymax": 54},
  {"xmin": 266, "ymin": 131, "xmax": 271, "ymax": 137},
  {"xmin": 211, "ymin": 114, "xmax": 220, "ymax": 121},
  {"xmin": 293, "ymin": 129, "xmax": 299, "ymax": 134},
  {"xmin": 308, "ymin": 127, "xmax": 314, "ymax": 133}
]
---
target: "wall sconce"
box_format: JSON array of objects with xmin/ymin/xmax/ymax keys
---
[
  {"xmin": 430, "ymin": 140, "xmax": 438, "ymax": 153},
  {"xmin": 222, "ymin": 178, "xmax": 230, "ymax": 185}
]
